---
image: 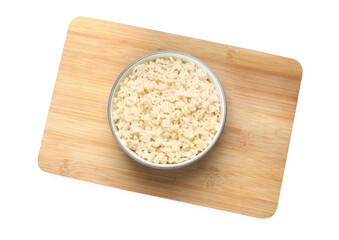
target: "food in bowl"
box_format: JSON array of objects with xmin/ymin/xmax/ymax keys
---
[{"xmin": 111, "ymin": 56, "xmax": 221, "ymax": 165}]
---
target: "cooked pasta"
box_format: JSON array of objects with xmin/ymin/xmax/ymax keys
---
[{"xmin": 112, "ymin": 57, "xmax": 221, "ymax": 164}]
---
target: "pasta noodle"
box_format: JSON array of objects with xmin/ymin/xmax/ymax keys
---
[{"xmin": 112, "ymin": 57, "xmax": 221, "ymax": 164}]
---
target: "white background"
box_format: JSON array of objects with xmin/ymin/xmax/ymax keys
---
[{"xmin": 1, "ymin": 0, "xmax": 338, "ymax": 239}]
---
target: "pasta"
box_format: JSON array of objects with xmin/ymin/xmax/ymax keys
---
[{"xmin": 112, "ymin": 57, "xmax": 221, "ymax": 164}]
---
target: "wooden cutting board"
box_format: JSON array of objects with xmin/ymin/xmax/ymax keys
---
[{"xmin": 38, "ymin": 16, "xmax": 302, "ymax": 218}]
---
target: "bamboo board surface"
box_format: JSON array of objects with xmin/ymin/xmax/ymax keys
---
[{"xmin": 38, "ymin": 17, "xmax": 302, "ymax": 218}]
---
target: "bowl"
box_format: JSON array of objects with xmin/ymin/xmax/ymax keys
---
[{"xmin": 108, "ymin": 51, "xmax": 227, "ymax": 169}]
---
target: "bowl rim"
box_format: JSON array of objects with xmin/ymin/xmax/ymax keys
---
[{"xmin": 108, "ymin": 50, "xmax": 227, "ymax": 169}]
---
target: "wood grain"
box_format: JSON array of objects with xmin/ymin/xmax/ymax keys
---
[{"xmin": 38, "ymin": 17, "xmax": 302, "ymax": 218}]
